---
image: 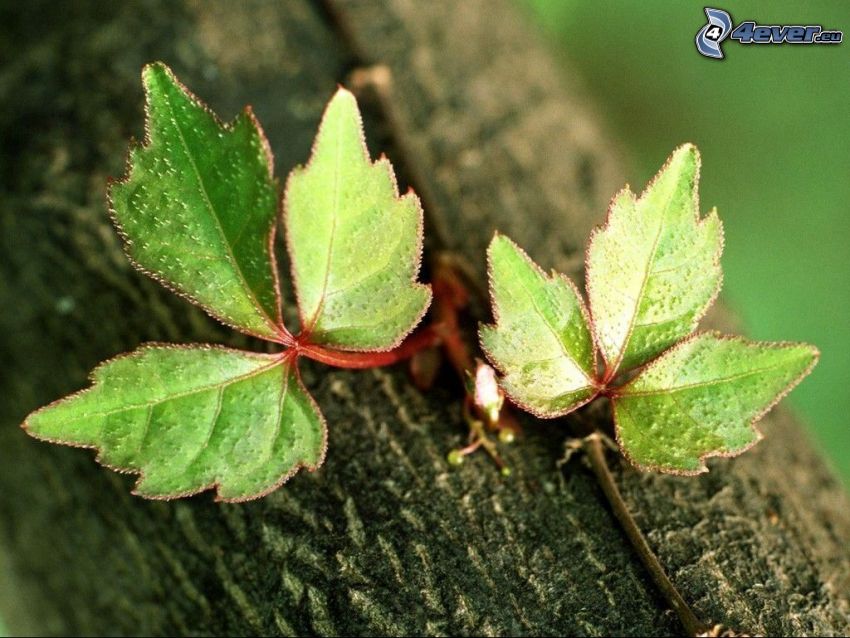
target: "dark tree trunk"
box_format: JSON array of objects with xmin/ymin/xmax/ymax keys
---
[{"xmin": 1, "ymin": 1, "xmax": 848, "ymax": 635}]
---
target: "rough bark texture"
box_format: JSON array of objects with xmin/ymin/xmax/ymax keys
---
[{"xmin": 1, "ymin": 1, "xmax": 849, "ymax": 635}]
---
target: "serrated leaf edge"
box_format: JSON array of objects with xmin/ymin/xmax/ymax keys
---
[
  {"xmin": 609, "ymin": 330, "xmax": 819, "ymax": 475},
  {"xmin": 585, "ymin": 143, "xmax": 725, "ymax": 379},
  {"xmin": 106, "ymin": 61, "xmax": 291, "ymax": 345},
  {"xmin": 480, "ymin": 231, "xmax": 601, "ymax": 419},
  {"xmin": 21, "ymin": 343, "xmax": 328, "ymax": 502},
  {"xmin": 282, "ymin": 87, "xmax": 432, "ymax": 353}
]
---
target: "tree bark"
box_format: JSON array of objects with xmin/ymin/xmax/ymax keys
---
[{"xmin": 1, "ymin": 1, "xmax": 848, "ymax": 635}]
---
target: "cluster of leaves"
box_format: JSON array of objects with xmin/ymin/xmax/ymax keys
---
[
  {"xmin": 480, "ymin": 145, "xmax": 818, "ymax": 474},
  {"xmin": 24, "ymin": 63, "xmax": 817, "ymax": 502},
  {"xmin": 24, "ymin": 63, "xmax": 431, "ymax": 501}
]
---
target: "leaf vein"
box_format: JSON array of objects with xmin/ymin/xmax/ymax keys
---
[
  {"xmin": 513, "ymin": 274, "xmax": 591, "ymax": 383},
  {"xmin": 54, "ymin": 358, "xmax": 283, "ymax": 424},
  {"xmin": 608, "ymin": 189, "xmax": 669, "ymax": 372},
  {"xmin": 184, "ymin": 384, "xmax": 225, "ymax": 472},
  {"xmin": 306, "ymin": 111, "xmax": 344, "ymax": 332},
  {"xmin": 622, "ymin": 358, "xmax": 795, "ymax": 397},
  {"xmin": 162, "ymin": 93, "xmax": 278, "ymax": 333}
]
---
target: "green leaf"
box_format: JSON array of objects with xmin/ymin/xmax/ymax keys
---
[
  {"xmin": 108, "ymin": 63, "xmax": 285, "ymax": 342},
  {"xmin": 612, "ymin": 333, "xmax": 818, "ymax": 474},
  {"xmin": 479, "ymin": 234, "xmax": 598, "ymax": 417},
  {"xmin": 24, "ymin": 345, "xmax": 326, "ymax": 501},
  {"xmin": 284, "ymin": 88, "xmax": 431, "ymax": 351},
  {"xmin": 586, "ymin": 144, "xmax": 723, "ymax": 376}
]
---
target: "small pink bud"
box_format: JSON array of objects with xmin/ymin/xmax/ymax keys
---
[{"xmin": 473, "ymin": 360, "xmax": 504, "ymax": 425}]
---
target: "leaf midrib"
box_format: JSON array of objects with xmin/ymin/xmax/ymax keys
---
[
  {"xmin": 163, "ymin": 95, "xmax": 279, "ymax": 334},
  {"xmin": 323, "ymin": 223, "xmax": 405, "ymax": 302},
  {"xmin": 309, "ymin": 291, "xmax": 422, "ymax": 339},
  {"xmin": 47, "ymin": 356, "xmax": 284, "ymax": 423},
  {"xmin": 513, "ymin": 271, "xmax": 593, "ymax": 384},
  {"xmin": 607, "ymin": 180, "xmax": 673, "ymax": 373},
  {"xmin": 180, "ymin": 384, "xmax": 225, "ymax": 471},
  {"xmin": 618, "ymin": 357, "xmax": 799, "ymax": 397},
  {"xmin": 262, "ymin": 361, "xmax": 292, "ymax": 466},
  {"xmin": 306, "ymin": 109, "xmax": 344, "ymax": 333},
  {"xmin": 509, "ymin": 379, "xmax": 595, "ymax": 406}
]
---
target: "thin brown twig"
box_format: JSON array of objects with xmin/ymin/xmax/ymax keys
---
[{"xmin": 582, "ymin": 433, "xmax": 709, "ymax": 637}]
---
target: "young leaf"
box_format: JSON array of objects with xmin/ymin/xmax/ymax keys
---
[
  {"xmin": 285, "ymin": 88, "xmax": 431, "ymax": 351},
  {"xmin": 480, "ymin": 234, "xmax": 598, "ymax": 417},
  {"xmin": 586, "ymin": 144, "xmax": 723, "ymax": 377},
  {"xmin": 611, "ymin": 333, "xmax": 818, "ymax": 474},
  {"xmin": 24, "ymin": 68, "xmax": 439, "ymax": 501},
  {"xmin": 24, "ymin": 345, "xmax": 326, "ymax": 501},
  {"xmin": 108, "ymin": 63, "xmax": 286, "ymax": 342}
]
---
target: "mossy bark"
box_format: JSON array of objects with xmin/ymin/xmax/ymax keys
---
[{"xmin": 1, "ymin": 1, "xmax": 848, "ymax": 635}]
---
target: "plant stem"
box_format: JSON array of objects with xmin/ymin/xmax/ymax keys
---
[
  {"xmin": 431, "ymin": 254, "xmax": 475, "ymax": 376},
  {"xmin": 582, "ymin": 433, "xmax": 709, "ymax": 637},
  {"xmin": 298, "ymin": 326, "xmax": 441, "ymax": 369}
]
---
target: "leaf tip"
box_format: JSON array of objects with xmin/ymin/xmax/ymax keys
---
[
  {"xmin": 805, "ymin": 342, "xmax": 821, "ymax": 361},
  {"xmin": 487, "ymin": 231, "xmax": 520, "ymax": 260},
  {"xmin": 141, "ymin": 61, "xmax": 176, "ymax": 93},
  {"xmin": 307, "ymin": 85, "xmax": 368, "ymax": 167},
  {"xmin": 327, "ymin": 86, "xmax": 359, "ymax": 114},
  {"xmin": 672, "ymin": 141, "xmax": 700, "ymax": 165},
  {"xmin": 794, "ymin": 342, "xmax": 821, "ymax": 377},
  {"xmin": 19, "ymin": 414, "xmax": 36, "ymax": 438},
  {"xmin": 652, "ymin": 143, "xmax": 701, "ymax": 193},
  {"xmin": 767, "ymin": 339, "xmax": 820, "ymax": 380},
  {"xmin": 486, "ymin": 233, "xmax": 532, "ymax": 289},
  {"xmin": 486, "ymin": 229, "xmax": 506, "ymax": 255}
]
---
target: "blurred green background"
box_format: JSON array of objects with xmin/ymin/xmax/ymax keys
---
[{"xmin": 521, "ymin": 1, "xmax": 850, "ymax": 484}]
